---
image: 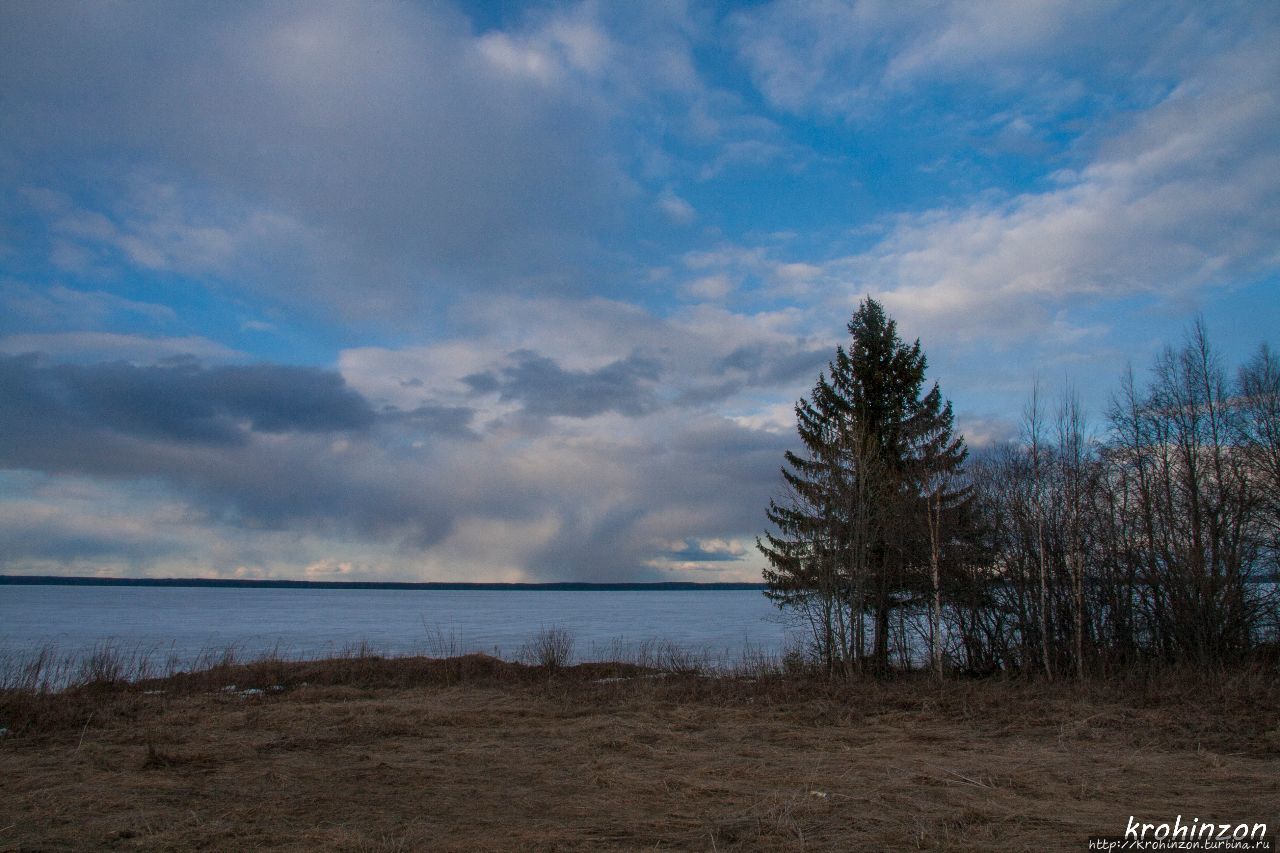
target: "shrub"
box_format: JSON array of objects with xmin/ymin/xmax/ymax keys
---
[{"xmin": 522, "ymin": 626, "xmax": 574, "ymax": 672}]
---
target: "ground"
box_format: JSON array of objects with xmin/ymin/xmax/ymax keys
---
[{"xmin": 2, "ymin": 657, "xmax": 1277, "ymax": 851}]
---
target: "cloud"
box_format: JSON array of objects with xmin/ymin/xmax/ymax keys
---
[
  {"xmin": 0, "ymin": 420, "xmax": 463, "ymax": 559},
  {"xmin": 715, "ymin": 342, "xmax": 829, "ymax": 386},
  {"xmin": 19, "ymin": 180, "xmax": 315, "ymax": 294},
  {"xmin": 852, "ymin": 35, "xmax": 1280, "ymax": 343},
  {"xmin": 659, "ymin": 537, "xmax": 749, "ymax": 563},
  {"xmin": 657, "ymin": 188, "xmax": 696, "ymax": 224},
  {"xmin": 379, "ymin": 403, "xmax": 477, "ymax": 440},
  {"xmin": 697, "ymin": 139, "xmax": 791, "ymax": 180},
  {"xmin": 0, "ymin": 281, "xmax": 176, "ymax": 329},
  {"xmin": 728, "ymin": 0, "xmax": 1236, "ymax": 117},
  {"xmin": 0, "ymin": 332, "xmax": 243, "ymax": 363},
  {"xmin": 0, "ymin": 356, "xmax": 376, "ymax": 469},
  {"xmin": 339, "ymin": 294, "xmax": 838, "ymax": 431},
  {"xmin": 0, "ymin": 490, "xmax": 186, "ymax": 564},
  {"xmin": 685, "ymin": 274, "xmax": 733, "ymax": 301},
  {"xmin": 0, "ymin": 338, "xmax": 794, "ymax": 582},
  {"xmin": 514, "ymin": 415, "xmax": 788, "ymax": 581},
  {"xmin": 667, "ymin": 340, "xmax": 831, "ymax": 410},
  {"xmin": 0, "ymin": 1, "xmax": 624, "ymax": 317},
  {"xmin": 3, "ymin": 0, "xmax": 1273, "ymax": 586},
  {"xmin": 479, "ymin": 348, "xmax": 674, "ymax": 413},
  {"xmin": 464, "ymin": 349, "xmax": 663, "ymax": 419},
  {"xmin": 478, "ymin": 13, "xmax": 612, "ymax": 84},
  {"xmin": 0, "ymin": 472, "xmax": 442, "ymax": 580},
  {"xmin": 679, "ymin": 20, "xmax": 1279, "ymax": 363}
]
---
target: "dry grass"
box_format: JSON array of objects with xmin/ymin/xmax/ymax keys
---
[{"xmin": 1, "ymin": 657, "xmax": 1277, "ymax": 851}]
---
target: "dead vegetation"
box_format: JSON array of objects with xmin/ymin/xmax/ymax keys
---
[{"xmin": 1, "ymin": 654, "xmax": 1277, "ymax": 851}]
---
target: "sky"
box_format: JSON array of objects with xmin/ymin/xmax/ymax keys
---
[{"xmin": 1, "ymin": 1, "xmax": 1277, "ymax": 583}]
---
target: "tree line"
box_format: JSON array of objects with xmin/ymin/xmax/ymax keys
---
[{"xmin": 760, "ymin": 299, "xmax": 1279, "ymax": 678}]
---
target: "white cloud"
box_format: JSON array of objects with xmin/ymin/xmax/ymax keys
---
[
  {"xmin": 674, "ymin": 27, "xmax": 1276, "ymax": 358},
  {"xmin": 685, "ymin": 274, "xmax": 732, "ymax": 300},
  {"xmin": 0, "ymin": 332, "xmax": 243, "ymax": 363},
  {"xmin": 729, "ymin": 0, "xmax": 1227, "ymax": 117},
  {"xmin": 657, "ymin": 188, "xmax": 696, "ymax": 224},
  {"xmin": 0, "ymin": 281, "xmax": 176, "ymax": 326},
  {"xmin": 26, "ymin": 178, "xmax": 312, "ymax": 283},
  {"xmin": 851, "ymin": 37, "xmax": 1280, "ymax": 343},
  {"xmin": 728, "ymin": 402, "xmax": 797, "ymax": 436},
  {"xmin": 478, "ymin": 32, "xmax": 563, "ymax": 85},
  {"xmin": 478, "ymin": 14, "xmax": 612, "ymax": 84}
]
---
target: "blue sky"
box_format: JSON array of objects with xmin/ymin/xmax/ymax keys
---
[{"xmin": 1, "ymin": 1, "xmax": 1277, "ymax": 582}]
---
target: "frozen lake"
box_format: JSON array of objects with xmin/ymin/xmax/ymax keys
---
[{"xmin": 0, "ymin": 584, "xmax": 794, "ymax": 668}]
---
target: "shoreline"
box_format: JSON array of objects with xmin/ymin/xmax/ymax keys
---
[{"xmin": 0, "ymin": 574, "xmax": 768, "ymax": 591}]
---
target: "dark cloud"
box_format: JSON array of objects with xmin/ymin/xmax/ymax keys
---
[
  {"xmin": 524, "ymin": 418, "xmax": 789, "ymax": 581},
  {"xmin": 0, "ymin": 353, "xmax": 522, "ymax": 562},
  {"xmin": 0, "ymin": 355, "xmax": 488, "ymax": 536},
  {"xmin": 715, "ymin": 342, "xmax": 830, "ymax": 385},
  {"xmin": 526, "ymin": 503, "xmax": 659, "ymax": 582},
  {"xmin": 0, "ymin": 355, "xmax": 375, "ymax": 456},
  {"xmin": 673, "ymin": 342, "xmax": 830, "ymax": 408},
  {"xmin": 0, "ymin": 349, "xmax": 795, "ymax": 579},
  {"xmin": 165, "ymin": 440, "xmax": 458, "ymax": 547},
  {"xmin": 0, "ymin": 509, "xmax": 177, "ymax": 564},
  {"xmin": 379, "ymin": 403, "xmax": 476, "ymax": 440},
  {"xmin": 464, "ymin": 350, "xmax": 663, "ymax": 418}
]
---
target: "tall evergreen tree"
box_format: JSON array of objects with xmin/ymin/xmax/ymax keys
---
[{"xmin": 759, "ymin": 298, "xmax": 968, "ymax": 673}]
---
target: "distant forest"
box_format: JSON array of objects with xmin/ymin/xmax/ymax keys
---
[{"xmin": 0, "ymin": 576, "xmax": 766, "ymax": 592}]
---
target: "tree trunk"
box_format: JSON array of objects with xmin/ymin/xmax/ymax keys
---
[{"xmin": 1038, "ymin": 516, "xmax": 1053, "ymax": 680}]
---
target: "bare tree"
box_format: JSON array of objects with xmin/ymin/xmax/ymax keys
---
[
  {"xmin": 1023, "ymin": 381, "xmax": 1054, "ymax": 679},
  {"xmin": 1056, "ymin": 387, "xmax": 1088, "ymax": 679},
  {"xmin": 1237, "ymin": 344, "xmax": 1280, "ymax": 565}
]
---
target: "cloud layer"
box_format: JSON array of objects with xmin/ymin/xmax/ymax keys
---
[{"xmin": 1, "ymin": 0, "xmax": 1276, "ymax": 581}]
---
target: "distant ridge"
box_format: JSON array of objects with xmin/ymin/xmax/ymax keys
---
[{"xmin": 0, "ymin": 575, "xmax": 767, "ymax": 591}]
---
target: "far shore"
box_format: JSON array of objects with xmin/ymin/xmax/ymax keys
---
[{"xmin": 0, "ymin": 574, "xmax": 768, "ymax": 591}]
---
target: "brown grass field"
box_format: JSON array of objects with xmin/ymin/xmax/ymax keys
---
[{"xmin": 2, "ymin": 655, "xmax": 1277, "ymax": 851}]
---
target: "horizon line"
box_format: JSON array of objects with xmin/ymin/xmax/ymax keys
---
[{"xmin": 0, "ymin": 575, "xmax": 768, "ymax": 591}]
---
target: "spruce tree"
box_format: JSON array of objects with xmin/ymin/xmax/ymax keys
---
[{"xmin": 759, "ymin": 298, "xmax": 967, "ymax": 673}]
